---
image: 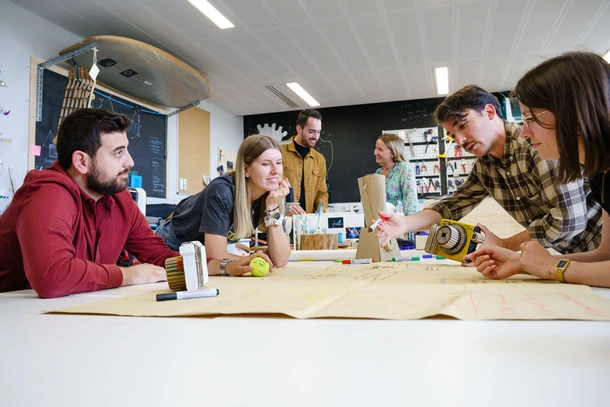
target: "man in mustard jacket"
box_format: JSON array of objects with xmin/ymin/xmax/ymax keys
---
[{"xmin": 280, "ymin": 109, "xmax": 328, "ymax": 215}]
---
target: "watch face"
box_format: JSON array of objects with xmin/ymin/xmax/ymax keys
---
[
  {"xmin": 273, "ymin": 212, "xmax": 281, "ymax": 220},
  {"xmin": 557, "ymin": 259, "xmax": 569, "ymax": 268}
]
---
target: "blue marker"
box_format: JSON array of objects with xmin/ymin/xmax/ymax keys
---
[{"xmin": 422, "ymin": 254, "xmax": 433, "ymax": 259}]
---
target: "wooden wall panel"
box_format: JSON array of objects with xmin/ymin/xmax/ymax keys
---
[{"xmin": 178, "ymin": 107, "xmax": 210, "ymax": 195}]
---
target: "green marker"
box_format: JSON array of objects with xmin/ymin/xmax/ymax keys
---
[{"xmin": 392, "ymin": 256, "xmax": 420, "ymax": 262}]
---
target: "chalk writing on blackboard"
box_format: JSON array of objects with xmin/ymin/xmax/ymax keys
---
[{"xmin": 35, "ymin": 69, "xmax": 168, "ymax": 198}]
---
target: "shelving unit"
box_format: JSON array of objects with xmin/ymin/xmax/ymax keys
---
[
  {"xmin": 381, "ymin": 127, "xmax": 477, "ymax": 198},
  {"xmin": 442, "ymin": 138, "xmax": 476, "ymax": 194}
]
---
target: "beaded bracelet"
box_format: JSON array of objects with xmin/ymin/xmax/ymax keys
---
[{"xmin": 265, "ymin": 205, "xmax": 280, "ymax": 213}]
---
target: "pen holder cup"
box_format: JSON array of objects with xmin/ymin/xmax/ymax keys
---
[
  {"xmin": 165, "ymin": 241, "xmax": 208, "ymax": 291},
  {"xmin": 299, "ymin": 233, "xmax": 338, "ymax": 250}
]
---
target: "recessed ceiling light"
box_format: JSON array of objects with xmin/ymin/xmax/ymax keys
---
[
  {"xmin": 603, "ymin": 50, "xmax": 610, "ymax": 63},
  {"xmin": 435, "ymin": 67, "xmax": 449, "ymax": 95},
  {"xmin": 286, "ymin": 83, "xmax": 320, "ymax": 107},
  {"xmin": 188, "ymin": 0, "xmax": 234, "ymax": 29}
]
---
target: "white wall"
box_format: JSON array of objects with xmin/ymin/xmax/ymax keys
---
[
  {"xmin": 0, "ymin": 1, "xmax": 81, "ymax": 185},
  {"xmin": 160, "ymin": 100, "xmax": 244, "ymax": 204},
  {"xmin": 0, "ymin": 1, "xmax": 244, "ymax": 205}
]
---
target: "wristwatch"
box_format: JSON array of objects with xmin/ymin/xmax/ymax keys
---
[
  {"xmin": 555, "ymin": 259, "xmax": 570, "ymax": 283},
  {"xmin": 264, "ymin": 211, "xmax": 284, "ymax": 227},
  {"xmin": 219, "ymin": 258, "xmax": 235, "ymax": 276}
]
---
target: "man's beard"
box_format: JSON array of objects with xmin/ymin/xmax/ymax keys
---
[
  {"xmin": 87, "ymin": 161, "xmax": 129, "ymax": 196},
  {"xmin": 305, "ymin": 138, "xmax": 317, "ymax": 148},
  {"xmin": 298, "ymin": 135, "xmax": 317, "ymax": 148}
]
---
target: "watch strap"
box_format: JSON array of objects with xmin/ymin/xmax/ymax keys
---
[
  {"xmin": 555, "ymin": 259, "xmax": 570, "ymax": 283},
  {"xmin": 220, "ymin": 258, "xmax": 235, "ymax": 276},
  {"xmin": 264, "ymin": 211, "xmax": 284, "ymax": 227}
]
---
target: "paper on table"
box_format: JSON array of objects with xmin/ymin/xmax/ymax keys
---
[
  {"xmin": 50, "ymin": 262, "xmax": 610, "ymax": 321},
  {"xmin": 289, "ymin": 249, "xmax": 356, "ymax": 261}
]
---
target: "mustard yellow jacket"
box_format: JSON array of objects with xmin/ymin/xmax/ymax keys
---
[{"xmin": 280, "ymin": 137, "xmax": 328, "ymax": 213}]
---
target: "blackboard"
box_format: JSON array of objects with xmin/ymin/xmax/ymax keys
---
[
  {"xmin": 243, "ymin": 97, "xmax": 446, "ymax": 203},
  {"xmin": 35, "ymin": 69, "xmax": 168, "ymax": 198}
]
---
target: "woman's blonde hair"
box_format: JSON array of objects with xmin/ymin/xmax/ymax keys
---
[
  {"xmin": 232, "ymin": 134, "xmax": 281, "ymax": 239},
  {"xmin": 378, "ymin": 133, "xmax": 407, "ymax": 163}
]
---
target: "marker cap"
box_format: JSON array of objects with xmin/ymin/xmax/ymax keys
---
[{"xmin": 156, "ymin": 293, "xmax": 177, "ymax": 301}]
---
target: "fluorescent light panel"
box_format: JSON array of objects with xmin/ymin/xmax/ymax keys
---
[
  {"xmin": 286, "ymin": 83, "xmax": 320, "ymax": 107},
  {"xmin": 604, "ymin": 50, "xmax": 610, "ymax": 63},
  {"xmin": 188, "ymin": 0, "xmax": 234, "ymax": 29},
  {"xmin": 435, "ymin": 67, "xmax": 449, "ymax": 95}
]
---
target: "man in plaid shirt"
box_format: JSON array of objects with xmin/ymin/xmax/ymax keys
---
[{"xmin": 376, "ymin": 85, "xmax": 602, "ymax": 254}]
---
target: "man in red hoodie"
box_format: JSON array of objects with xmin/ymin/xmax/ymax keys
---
[{"xmin": 0, "ymin": 108, "xmax": 178, "ymax": 298}]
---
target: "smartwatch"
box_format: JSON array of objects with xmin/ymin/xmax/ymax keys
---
[
  {"xmin": 555, "ymin": 259, "xmax": 570, "ymax": 283},
  {"xmin": 219, "ymin": 258, "xmax": 235, "ymax": 276}
]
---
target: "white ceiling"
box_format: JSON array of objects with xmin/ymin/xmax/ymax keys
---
[{"xmin": 10, "ymin": 0, "xmax": 610, "ymax": 116}]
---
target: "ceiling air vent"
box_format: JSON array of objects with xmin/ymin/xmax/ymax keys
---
[{"xmin": 265, "ymin": 85, "xmax": 299, "ymax": 108}]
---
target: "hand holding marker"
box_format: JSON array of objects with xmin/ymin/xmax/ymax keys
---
[{"xmin": 368, "ymin": 217, "xmax": 387, "ymax": 233}]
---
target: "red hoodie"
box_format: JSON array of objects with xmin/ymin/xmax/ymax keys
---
[{"xmin": 0, "ymin": 162, "xmax": 177, "ymax": 297}]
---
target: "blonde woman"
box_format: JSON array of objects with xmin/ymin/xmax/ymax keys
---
[
  {"xmin": 374, "ymin": 133, "xmax": 418, "ymax": 215},
  {"xmin": 156, "ymin": 135, "xmax": 291, "ymax": 275}
]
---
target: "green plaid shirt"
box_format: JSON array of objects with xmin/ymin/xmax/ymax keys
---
[{"xmin": 428, "ymin": 122, "xmax": 602, "ymax": 254}]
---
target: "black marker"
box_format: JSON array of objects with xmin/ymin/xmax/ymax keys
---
[{"xmin": 156, "ymin": 288, "xmax": 219, "ymax": 301}]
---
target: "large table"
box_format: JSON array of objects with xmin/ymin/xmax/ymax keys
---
[
  {"xmin": 3, "ymin": 198, "xmax": 609, "ymax": 406},
  {"xmin": 2, "ymin": 261, "xmax": 609, "ymax": 407}
]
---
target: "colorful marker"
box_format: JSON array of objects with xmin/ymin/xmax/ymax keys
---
[
  {"xmin": 342, "ymin": 258, "xmax": 374, "ymax": 265},
  {"xmin": 367, "ymin": 217, "xmax": 388, "ymax": 232},
  {"xmin": 391, "ymin": 256, "xmax": 420, "ymax": 262},
  {"xmin": 156, "ymin": 288, "xmax": 219, "ymax": 301},
  {"xmin": 422, "ymin": 254, "xmax": 433, "ymax": 259}
]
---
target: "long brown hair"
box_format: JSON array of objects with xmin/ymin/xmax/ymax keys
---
[
  {"xmin": 513, "ymin": 51, "xmax": 610, "ymax": 183},
  {"xmin": 232, "ymin": 134, "xmax": 281, "ymax": 238}
]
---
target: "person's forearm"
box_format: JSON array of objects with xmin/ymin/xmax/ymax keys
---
[
  {"xmin": 29, "ymin": 261, "xmax": 124, "ymax": 298},
  {"xmin": 204, "ymin": 234, "xmax": 241, "ymax": 260},
  {"xmin": 560, "ymin": 260, "xmax": 610, "ymax": 288},
  {"xmin": 265, "ymin": 224, "xmax": 290, "ymax": 267},
  {"xmin": 315, "ymin": 178, "xmax": 329, "ymax": 210},
  {"xmin": 314, "ymin": 194, "xmax": 328, "ymax": 210},
  {"xmin": 503, "ymin": 230, "xmax": 532, "ymax": 251},
  {"xmin": 206, "ymin": 258, "xmax": 223, "ymax": 276},
  {"xmin": 405, "ymin": 209, "xmax": 443, "ymax": 232},
  {"xmin": 553, "ymin": 246, "xmax": 610, "ymax": 263}
]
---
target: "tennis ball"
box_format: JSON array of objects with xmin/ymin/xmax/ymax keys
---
[{"xmin": 250, "ymin": 257, "xmax": 270, "ymax": 277}]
